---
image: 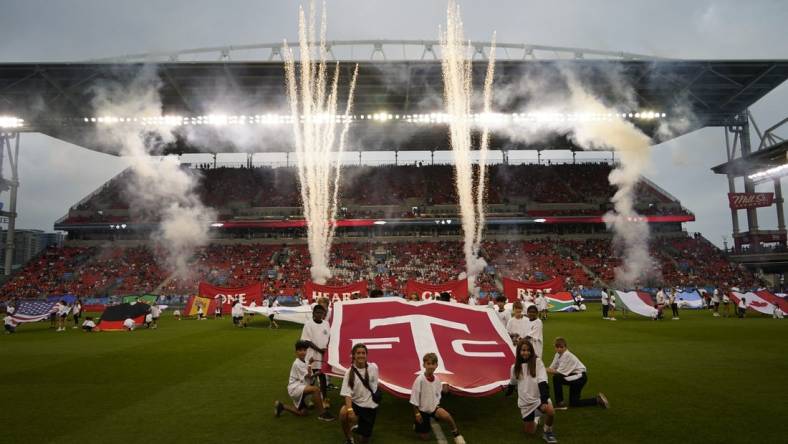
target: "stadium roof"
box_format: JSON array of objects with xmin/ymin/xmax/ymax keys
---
[{"xmin": 0, "ymin": 59, "xmax": 786, "ymax": 154}]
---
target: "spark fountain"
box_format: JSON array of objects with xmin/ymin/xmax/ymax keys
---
[
  {"xmin": 283, "ymin": 2, "xmax": 359, "ymax": 284},
  {"xmin": 441, "ymin": 0, "xmax": 496, "ymax": 291}
]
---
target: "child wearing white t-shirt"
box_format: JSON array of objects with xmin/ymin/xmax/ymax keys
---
[
  {"xmin": 505, "ymin": 340, "xmax": 557, "ymax": 443},
  {"xmin": 274, "ymin": 340, "xmax": 335, "ymax": 422},
  {"xmin": 410, "ymin": 353, "xmax": 465, "ymax": 443},
  {"xmin": 525, "ymin": 305, "xmax": 544, "ymax": 358},
  {"xmin": 506, "ymin": 301, "xmax": 531, "ymax": 345},
  {"xmin": 300, "ymin": 304, "xmax": 331, "ymax": 406}
]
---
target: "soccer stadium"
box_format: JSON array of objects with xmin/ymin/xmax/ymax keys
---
[{"xmin": 1, "ymin": 2, "xmax": 787, "ymax": 443}]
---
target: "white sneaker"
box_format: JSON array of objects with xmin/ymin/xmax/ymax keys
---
[{"xmin": 454, "ymin": 435, "xmax": 466, "ymax": 444}]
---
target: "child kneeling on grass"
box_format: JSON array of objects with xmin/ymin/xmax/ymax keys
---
[
  {"xmin": 505, "ymin": 339, "xmax": 558, "ymax": 443},
  {"xmin": 410, "ymin": 353, "xmax": 465, "ymax": 443},
  {"xmin": 274, "ymin": 340, "xmax": 335, "ymax": 422},
  {"xmin": 546, "ymin": 337, "xmax": 608, "ymax": 410},
  {"xmin": 82, "ymin": 317, "xmax": 97, "ymax": 332}
]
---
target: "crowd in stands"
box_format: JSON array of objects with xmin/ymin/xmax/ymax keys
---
[
  {"xmin": 60, "ymin": 163, "xmax": 690, "ymax": 225},
  {"xmin": 0, "ymin": 235, "xmax": 760, "ymax": 300}
]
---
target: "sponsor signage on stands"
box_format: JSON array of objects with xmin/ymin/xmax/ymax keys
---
[{"xmin": 728, "ymin": 192, "xmax": 774, "ymax": 210}]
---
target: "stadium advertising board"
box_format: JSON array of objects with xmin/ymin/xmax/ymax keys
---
[
  {"xmin": 198, "ymin": 282, "xmax": 263, "ymax": 313},
  {"xmin": 404, "ymin": 279, "xmax": 469, "ymax": 302},
  {"xmin": 502, "ymin": 277, "xmax": 565, "ymax": 302},
  {"xmin": 728, "ymin": 192, "xmax": 774, "ymax": 210},
  {"xmin": 327, "ymin": 298, "xmax": 515, "ymax": 397},
  {"xmin": 304, "ymin": 281, "xmax": 368, "ymax": 303}
]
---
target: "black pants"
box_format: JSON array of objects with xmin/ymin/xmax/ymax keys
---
[
  {"xmin": 602, "ymin": 304, "xmax": 609, "ymax": 318},
  {"xmin": 553, "ymin": 373, "xmax": 597, "ymax": 407},
  {"xmin": 671, "ymin": 303, "xmax": 679, "ymax": 317},
  {"xmin": 73, "ymin": 314, "xmax": 81, "ymax": 326}
]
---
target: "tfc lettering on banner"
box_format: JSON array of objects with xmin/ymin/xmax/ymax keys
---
[{"xmin": 215, "ymin": 293, "xmax": 247, "ymax": 305}]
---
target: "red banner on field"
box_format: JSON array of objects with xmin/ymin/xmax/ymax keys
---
[
  {"xmin": 404, "ymin": 279, "xmax": 469, "ymax": 303},
  {"xmin": 198, "ymin": 282, "xmax": 263, "ymax": 314},
  {"xmin": 304, "ymin": 281, "xmax": 368, "ymax": 303},
  {"xmin": 502, "ymin": 277, "xmax": 564, "ymax": 302},
  {"xmin": 728, "ymin": 192, "xmax": 774, "ymax": 210},
  {"xmin": 327, "ymin": 299, "xmax": 516, "ymax": 398}
]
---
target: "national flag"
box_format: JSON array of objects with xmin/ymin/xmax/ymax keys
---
[
  {"xmin": 615, "ymin": 290, "xmax": 658, "ymax": 318},
  {"xmin": 184, "ymin": 295, "xmax": 215, "ymax": 317},
  {"xmin": 9, "ymin": 300, "xmax": 59, "ymax": 324},
  {"xmin": 96, "ymin": 302, "xmax": 150, "ymax": 331},
  {"xmin": 546, "ymin": 292, "xmax": 578, "ymax": 312}
]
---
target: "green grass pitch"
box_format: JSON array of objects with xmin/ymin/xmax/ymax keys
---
[{"xmin": 2, "ymin": 308, "xmax": 786, "ymax": 443}]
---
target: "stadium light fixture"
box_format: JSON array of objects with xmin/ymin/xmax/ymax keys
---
[
  {"xmin": 373, "ymin": 220, "xmax": 386, "ymax": 225},
  {"xmin": 534, "ymin": 218, "xmax": 546, "ymax": 223},
  {"xmin": 81, "ymin": 110, "xmax": 666, "ymax": 128},
  {"xmin": 0, "ymin": 116, "xmax": 24, "ymax": 128},
  {"xmin": 210, "ymin": 222, "xmax": 224, "ymax": 228},
  {"xmin": 748, "ymin": 164, "xmax": 788, "ymax": 182}
]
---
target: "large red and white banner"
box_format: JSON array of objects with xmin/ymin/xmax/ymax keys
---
[
  {"xmin": 198, "ymin": 282, "xmax": 263, "ymax": 314},
  {"xmin": 304, "ymin": 281, "xmax": 368, "ymax": 303},
  {"xmin": 404, "ymin": 279, "xmax": 469, "ymax": 303},
  {"xmin": 502, "ymin": 277, "xmax": 565, "ymax": 302},
  {"xmin": 728, "ymin": 192, "xmax": 774, "ymax": 210},
  {"xmin": 327, "ymin": 298, "xmax": 515, "ymax": 398}
]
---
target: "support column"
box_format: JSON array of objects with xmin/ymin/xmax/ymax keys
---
[
  {"xmin": 3, "ymin": 133, "xmax": 20, "ymax": 276},
  {"xmin": 775, "ymin": 177, "xmax": 785, "ymax": 236},
  {"xmin": 358, "ymin": 151, "xmax": 362, "ymax": 165},
  {"xmin": 741, "ymin": 122, "xmax": 759, "ymax": 231}
]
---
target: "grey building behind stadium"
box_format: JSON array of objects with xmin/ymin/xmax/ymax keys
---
[{"xmin": 0, "ymin": 229, "xmax": 64, "ymax": 270}]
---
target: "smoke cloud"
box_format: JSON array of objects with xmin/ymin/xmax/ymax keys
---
[{"xmin": 90, "ymin": 67, "xmax": 216, "ymax": 278}]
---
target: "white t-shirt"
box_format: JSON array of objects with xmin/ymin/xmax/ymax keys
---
[
  {"xmin": 509, "ymin": 359, "xmax": 548, "ymax": 417},
  {"xmin": 123, "ymin": 318, "xmax": 135, "ymax": 330},
  {"xmin": 549, "ymin": 350, "xmax": 586, "ymax": 381},
  {"xmin": 656, "ymin": 291, "xmax": 666, "ymax": 305},
  {"xmin": 82, "ymin": 319, "xmax": 96, "ymax": 328},
  {"xmin": 151, "ymin": 305, "xmax": 161, "ymax": 318},
  {"xmin": 57, "ymin": 303, "xmax": 69, "ymax": 316},
  {"xmin": 738, "ymin": 300, "xmax": 746, "ymax": 309},
  {"xmin": 711, "ymin": 290, "xmax": 720, "ymax": 304},
  {"xmin": 527, "ymin": 318, "xmax": 543, "ymax": 343},
  {"xmin": 300, "ymin": 319, "xmax": 331, "ymax": 370},
  {"xmin": 722, "ymin": 293, "xmax": 730, "ymax": 303},
  {"xmin": 495, "ymin": 306, "xmax": 511, "ymax": 327},
  {"xmin": 231, "ymin": 304, "xmax": 243, "ymax": 318},
  {"xmin": 340, "ymin": 363, "xmax": 380, "ymax": 409},
  {"xmin": 600, "ymin": 291, "xmax": 609, "ymax": 306},
  {"xmin": 72, "ymin": 303, "xmax": 81, "ymax": 316},
  {"xmin": 287, "ymin": 358, "xmax": 310, "ymax": 399},
  {"xmin": 6, "ymin": 305, "xmax": 15, "ymax": 315},
  {"xmin": 4, "ymin": 316, "xmax": 15, "ymax": 326},
  {"xmin": 145, "ymin": 313, "xmax": 153, "ymax": 323},
  {"xmin": 507, "ymin": 316, "xmax": 531, "ymax": 340},
  {"xmin": 410, "ymin": 373, "xmax": 443, "ymax": 413}
]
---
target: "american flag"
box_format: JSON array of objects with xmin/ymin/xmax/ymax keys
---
[{"xmin": 9, "ymin": 300, "xmax": 58, "ymax": 324}]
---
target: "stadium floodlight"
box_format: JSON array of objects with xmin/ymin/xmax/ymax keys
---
[
  {"xmin": 373, "ymin": 220, "xmax": 386, "ymax": 225},
  {"xmin": 534, "ymin": 218, "xmax": 546, "ymax": 223},
  {"xmin": 748, "ymin": 164, "xmax": 788, "ymax": 182},
  {"xmin": 0, "ymin": 116, "xmax": 24, "ymax": 128},
  {"xmin": 210, "ymin": 222, "xmax": 224, "ymax": 228}
]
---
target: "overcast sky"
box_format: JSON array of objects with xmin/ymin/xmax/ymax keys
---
[{"xmin": 0, "ymin": 0, "xmax": 786, "ymax": 247}]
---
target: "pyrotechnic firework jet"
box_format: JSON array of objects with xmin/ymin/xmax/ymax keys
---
[
  {"xmin": 441, "ymin": 0, "xmax": 496, "ymax": 290},
  {"xmin": 283, "ymin": 1, "xmax": 359, "ymax": 284}
]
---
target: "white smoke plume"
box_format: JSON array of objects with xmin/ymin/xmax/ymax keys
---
[
  {"xmin": 441, "ymin": 0, "xmax": 496, "ymax": 289},
  {"xmin": 283, "ymin": 1, "xmax": 359, "ymax": 284},
  {"xmin": 91, "ymin": 69, "xmax": 216, "ymax": 278},
  {"xmin": 492, "ymin": 66, "xmax": 659, "ymax": 287}
]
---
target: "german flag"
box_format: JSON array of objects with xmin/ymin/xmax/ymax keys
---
[{"xmin": 97, "ymin": 303, "xmax": 150, "ymax": 331}]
